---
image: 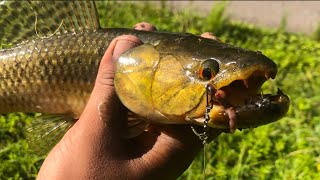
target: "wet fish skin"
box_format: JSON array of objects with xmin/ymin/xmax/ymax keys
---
[
  {"xmin": 0, "ymin": 30, "xmax": 107, "ymax": 117},
  {"xmin": 0, "ymin": 28, "xmax": 155, "ymax": 117},
  {"xmin": 0, "ymin": 28, "xmax": 226, "ymax": 117}
]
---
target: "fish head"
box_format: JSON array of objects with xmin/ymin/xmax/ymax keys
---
[
  {"xmin": 165, "ymin": 35, "xmax": 290, "ymax": 130},
  {"xmin": 115, "ymin": 33, "xmax": 290, "ymax": 131}
]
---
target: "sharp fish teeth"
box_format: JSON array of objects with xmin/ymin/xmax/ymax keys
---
[
  {"xmin": 277, "ymin": 88, "xmax": 284, "ymax": 95},
  {"xmin": 243, "ymin": 79, "xmax": 249, "ymax": 88}
]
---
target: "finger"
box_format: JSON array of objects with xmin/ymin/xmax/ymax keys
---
[
  {"xmin": 92, "ymin": 35, "xmax": 142, "ymax": 106},
  {"xmin": 80, "ymin": 35, "xmax": 143, "ymax": 134},
  {"xmin": 133, "ymin": 22, "xmax": 157, "ymax": 31},
  {"xmin": 201, "ymin": 32, "xmax": 222, "ymax": 42}
]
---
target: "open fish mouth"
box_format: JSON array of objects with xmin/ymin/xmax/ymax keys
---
[{"xmin": 193, "ymin": 67, "xmax": 290, "ymax": 133}]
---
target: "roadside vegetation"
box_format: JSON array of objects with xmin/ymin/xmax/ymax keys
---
[{"xmin": 1, "ymin": 1, "xmax": 319, "ymax": 179}]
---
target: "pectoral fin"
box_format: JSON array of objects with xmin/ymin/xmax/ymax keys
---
[
  {"xmin": 123, "ymin": 112, "xmax": 149, "ymax": 138},
  {"xmin": 26, "ymin": 114, "xmax": 75, "ymax": 156}
]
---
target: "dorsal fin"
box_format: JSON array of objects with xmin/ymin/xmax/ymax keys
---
[{"xmin": 0, "ymin": 0, "xmax": 100, "ymax": 46}]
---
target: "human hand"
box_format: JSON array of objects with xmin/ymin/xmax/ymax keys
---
[{"xmin": 37, "ymin": 22, "xmax": 222, "ymax": 179}]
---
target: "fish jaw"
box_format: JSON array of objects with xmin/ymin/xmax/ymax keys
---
[
  {"xmin": 189, "ymin": 65, "xmax": 290, "ymax": 131},
  {"xmin": 212, "ymin": 50, "xmax": 277, "ymax": 90},
  {"xmin": 191, "ymin": 89, "xmax": 290, "ymax": 129},
  {"xmin": 181, "ymin": 40, "xmax": 290, "ymax": 131}
]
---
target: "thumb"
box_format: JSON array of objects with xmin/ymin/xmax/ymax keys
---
[{"xmin": 80, "ymin": 35, "xmax": 143, "ymax": 134}]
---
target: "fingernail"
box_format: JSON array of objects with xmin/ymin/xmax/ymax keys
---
[
  {"xmin": 113, "ymin": 39, "xmax": 140, "ymax": 61},
  {"xmin": 133, "ymin": 22, "xmax": 157, "ymax": 31},
  {"xmin": 201, "ymin": 32, "xmax": 222, "ymax": 42}
]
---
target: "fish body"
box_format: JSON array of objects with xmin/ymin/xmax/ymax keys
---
[
  {"xmin": 0, "ymin": 1, "xmax": 289, "ymax": 153},
  {"xmin": 0, "ymin": 29, "xmax": 121, "ymax": 116},
  {"xmin": 0, "ymin": 28, "xmax": 182, "ymax": 115}
]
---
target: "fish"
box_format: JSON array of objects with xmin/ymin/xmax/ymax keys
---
[{"xmin": 0, "ymin": 1, "xmax": 289, "ymax": 154}]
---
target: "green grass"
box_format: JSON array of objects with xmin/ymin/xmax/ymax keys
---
[
  {"xmin": 1, "ymin": 1, "xmax": 320, "ymax": 179},
  {"xmin": 314, "ymin": 23, "xmax": 320, "ymax": 41}
]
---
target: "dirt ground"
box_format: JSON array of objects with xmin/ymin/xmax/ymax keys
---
[{"xmin": 166, "ymin": 1, "xmax": 320, "ymax": 36}]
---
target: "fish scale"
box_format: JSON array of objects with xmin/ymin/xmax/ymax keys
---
[{"xmin": 0, "ymin": 31, "xmax": 110, "ymax": 116}]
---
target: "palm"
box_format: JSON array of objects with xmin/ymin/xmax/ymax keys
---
[{"xmin": 123, "ymin": 124, "xmax": 221, "ymax": 179}]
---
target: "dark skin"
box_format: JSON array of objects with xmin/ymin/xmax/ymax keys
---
[{"xmin": 37, "ymin": 22, "xmax": 223, "ymax": 180}]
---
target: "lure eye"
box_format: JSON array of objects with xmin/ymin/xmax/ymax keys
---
[{"xmin": 199, "ymin": 59, "xmax": 219, "ymax": 80}]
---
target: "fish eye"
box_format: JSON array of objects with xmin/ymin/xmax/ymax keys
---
[
  {"xmin": 199, "ymin": 59, "xmax": 219, "ymax": 80},
  {"xmin": 200, "ymin": 67, "xmax": 213, "ymax": 80}
]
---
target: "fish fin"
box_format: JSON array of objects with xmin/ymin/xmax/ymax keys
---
[
  {"xmin": 0, "ymin": 0, "xmax": 100, "ymax": 45},
  {"xmin": 124, "ymin": 112, "xmax": 150, "ymax": 138},
  {"xmin": 26, "ymin": 114, "xmax": 75, "ymax": 156}
]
